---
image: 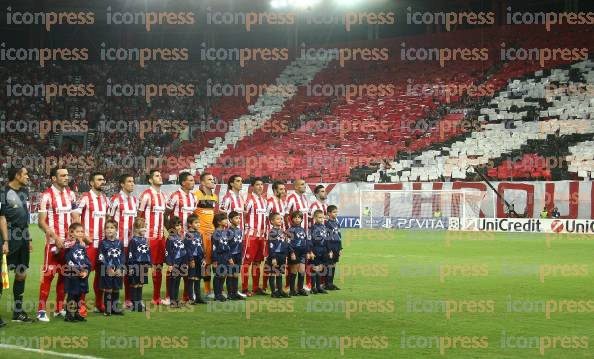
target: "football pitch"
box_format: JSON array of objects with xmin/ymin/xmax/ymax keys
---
[{"xmin": 1, "ymin": 226, "xmax": 594, "ymax": 358}]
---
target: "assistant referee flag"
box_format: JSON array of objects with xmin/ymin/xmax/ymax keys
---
[{"xmin": 1, "ymin": 254, "xmax": 8, "ymax": 289}]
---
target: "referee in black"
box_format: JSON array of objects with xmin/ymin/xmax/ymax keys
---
[{"xmin": 0, "ymin": 167, "xmax": 34, "ymax": 325}]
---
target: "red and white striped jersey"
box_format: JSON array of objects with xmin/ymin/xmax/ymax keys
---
[
  {"xmin": 109, "ymin": 191, "xmax": 138, "ymax": 247},
  {"xmin": 266, "ymin": 196, "xmax": 287, "ymax": 231},
  {"xmin": 286, "ymin": 192, "xmax": 310, "ymax": 232},
  {"xmin": 309, "ymin": 200, "xmax": 328, "ymax": 224},
  {"xmin": 138, "ymin": 187, "xmax": 166, "ymax": 240},
  {"xmin": 38, "ymin": 186, "xmax": 77, "ymax": 243},
  {"xmin": 219, "ymin": 191, "xmax": 245, "ymax": 229},
  {"xmin": 77, "ymin": 191, "xmax": 109, "ymax": 247},
  {"xmin": 166, "ymin": 188, "xmax": 196, "ymax": 235},
  {"xmin": 244, "ymin": 192, "xmax": 267, "ymax": 237}
]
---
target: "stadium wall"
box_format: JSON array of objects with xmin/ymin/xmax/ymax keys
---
[
  {"xmin": 26, "ymin": 182, "xmax": 589, "ymax": 230},
  {"xmin": 134, "ymin": 180, "xmax": 594, "ymax": 219}
]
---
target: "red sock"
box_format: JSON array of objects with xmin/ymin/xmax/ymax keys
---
[
  {"xmin": 305, "ymin": 264, "xmax": 312, "ymax": 288},
  {"xmin": 152, "ymin": 269, "xmax": 162, "ymax": 302},
  {"xmin": 124, "ymin": 276, "xmax": 131, "ymax": 303},
  {"xmin": 251, "ymin": 264, "xmax": 260, "ymax": 292},
  {"xmin": 80, "ymin": 293, "xmax": 86, "ymax": 312},
  {"xmin": 182, "ymin": 277, "xmax": 190, "ymax": 301},
  {"xmin": 285, "ymin": 267, "xmax": 291, "ymax": 289},
  {"xmin": 94, "ymin": 269, "xmax": 104, "ymax": 310},
  {"xmin": 37, "ymin": 272, "xmax": 54, "ymax": 312},
  {"xmin": 241, "ymin": 263, "xmax": 250, "ymax": 292}
]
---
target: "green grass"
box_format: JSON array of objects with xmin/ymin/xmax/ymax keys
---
[{"xmin": 2, "ymin": 226, "xmax": 594, "ymax": 358}]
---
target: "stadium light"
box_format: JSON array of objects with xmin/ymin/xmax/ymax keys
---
[
  {"xmin": 334, "ymin": 0, "xmax": 387, "ymax": 7},
  {"xmin": 293, "ymin": 0, "xmax": 321, "ymax": 9},
  {"xmin": 270, "ymin": 0, "xmax": 289, "ymax": 9},
  {"xmin": 333, "ymin": 0, "xmax": 363, "ymax": 7},
  {"xmin": 271, "ymin": 0, "xmax": 321, "ymax": 10}
]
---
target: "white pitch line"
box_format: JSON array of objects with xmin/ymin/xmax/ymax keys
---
[{"xmin": 0, "ymin": 344, "xmax": 106, "ymax": 359}]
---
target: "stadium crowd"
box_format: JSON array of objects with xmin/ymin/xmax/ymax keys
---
[{"xmin": 0, "ymin": 61, "xmax": 242, "ymax": 196}]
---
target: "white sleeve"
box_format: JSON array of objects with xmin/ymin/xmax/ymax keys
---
[
  {"xmin": 38, "ymin": 192, "xmax": 50, "ymax": 213},
  {"xmin": 75, "ymin": 194, "xmax": 88, "ymax": 215}
]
